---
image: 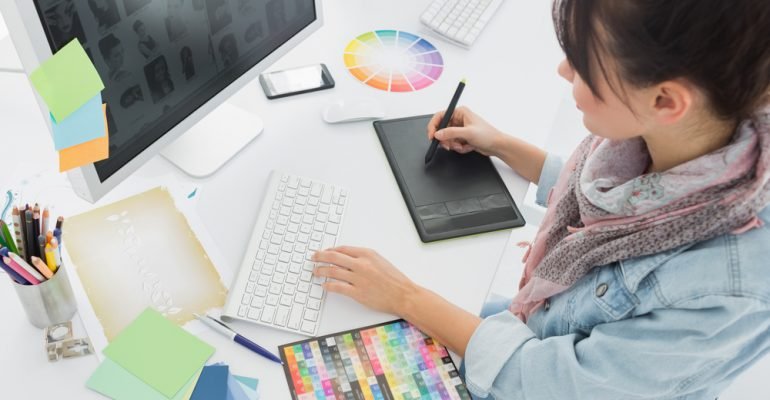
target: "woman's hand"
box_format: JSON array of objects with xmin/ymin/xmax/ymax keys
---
[
  {"xmin": 427, "ymin": 106, "xmax": 504, "ymax": 156},
  {"xmin": 312, "ymin": 246, "xmax": 419, "ymax": 316}
]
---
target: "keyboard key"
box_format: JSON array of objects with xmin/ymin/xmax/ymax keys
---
[
  {"xmin": 269, "ymin": 283, "xmax": 282, "ymax": 295},
  {"xmin": 298, "ymin": 186, "xmax": 310, "ymax": 197},
  {"xmin": 272, "ymin": 272, "xmax": 286, "ymax": 283},
  {"xmin": 326, "ymin": 223, "xmax": 339, "ymax": 235},
  {"xmin": 251, "ymin": 297, "xmax": 264, "ymax": 308},
  {"xmin": 286, "ymin": 273, "xmax": 299, "ymax": 284},
  {"xmin": 258, "ymin": 275, "xmax": 270, "ymax": 286},
  {"xmin": 266, "ymin": 294, "xmax": 279, "ymax": 306},
  {"xmin": 275, "ymin": 306, "xmax": 290, "ymax": 327},
  {"xmin": 255, "ymin": 286, "xmax": 267, "ymax": 297},
  {"xmin": 280, "ymin": 295, "xmax": 293, "ymax": 307},
  {"xmin": 295, "ymin": 292, "xmax": 307, "ymax": 304},
  {"xmin": 288, "ymin": 307, "xmax": 303, "ymax": 330},
  {"xmin": 301, "ymin": 320, "xmax": 316, "ymax": 334},
  {"xmin": 242, "ymin": 294, "xmax": 252, "ymax": 305},
  {"xmin": 247, "ymin": 308, "xmax": 261, "ymax": 321},
  {"xmin": 304, "ymin": 309, "xmax": 319, "ymax": 322},
  {"xmin": 309, "ymin": 284, "xmax": 324, "ymax": 299},
  {"xmin": 298, "ymin": 282, "xmax": 310, "ymax": 293},
  {"xmin": 300, "ymin": 270, "xmax": 313, "ymax": 282},
  {"xmin": 238, "ymin": 305, "xmax": 247, "ymax": 317},
  {"xmin": 283, "ymin": 284, "xmax": 296, "ymax": 295},
  {"xmin": 288, "ymin": 176, "xmax": 299, "ymax": 188},
  {"xmin": 260, "ymin": 306, "xmax": 276, "ymax": 323},
  {"xmin": 307, "ymin": 298, "xmax": 321, "ymax": 310},
  {"xmin": 248, "ymin": 271, "xmax": 258, "ymax": 282},
  {"xmin": 276, "ymin": 262, "xmax": 288, "ymax": 273},
  {"xmin": 246, "ymin": 283, "xmax": 256, "ymax": 293},
  {"xmin": 289, "ymin": 262, "xmax": 302, "ymax": 273}
]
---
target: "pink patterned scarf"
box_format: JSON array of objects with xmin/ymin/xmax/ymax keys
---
[{"xmin": 511, "ymin": 106, "xmax": 770, "ymax": 321}]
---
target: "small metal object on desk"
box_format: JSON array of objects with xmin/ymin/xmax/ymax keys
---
[{"xmin": 44, "ymin": 321, "xmax": 94, "ymax": 362}]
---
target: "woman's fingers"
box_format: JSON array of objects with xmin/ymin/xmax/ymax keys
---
[
  {"xmin": 329, "ymin": 245, "xmax": 372, "ymax": 259},
  {"xmin": 314, "ymin": 265, "xmax": 357, "ymax": 284},
  {"xmin": 322, "ymin": 280, "xmax": 356, "ymax": 297},
  {"xmin": 313, "ymin": 248, "xmax": 357, "ymax": 269}
]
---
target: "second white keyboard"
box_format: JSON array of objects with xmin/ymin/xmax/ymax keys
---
[
  {"xmin": 420, "ymin": 0, "xmax": 503, "ymax": 47},
  {"xmin": 222, "ymin": 171, "xmax": 348, "ymax": 336}
]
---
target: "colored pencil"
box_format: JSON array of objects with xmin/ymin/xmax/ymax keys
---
[
  {"xmin": 30, "ymin": 256, "xmax": 53, "ymax": 279},
  {"xmin": 4, "ymin": 254, "xmax": 42, "ymax": 284},
  {"xmin": 50, "ymin": 238, "xmax": 62, "ymax": 268},
  {"xmin": 0, "ymin": 255, "xmax": 28, "ymax": 284},
  {"xmin": 37, "ymin": 234, "xmax": 47, "ymax": 265},
  {"xmin": 42, "ymin": 208, "xmax": 50, "ymax": 238},
  {"xmin": 44, "ymin": 244, "xmax": 57, "ymax": 274},
  {"xmin": 12, "ymin": 207, "xmax": 25, "ymax": 260},
  {"xmin": 25, "ymin": 210, "xmax": 35, "ymax": 262}
]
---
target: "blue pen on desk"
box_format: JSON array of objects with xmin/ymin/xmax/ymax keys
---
[{"xmin": 195, "ymin": 313, "xmax": 284, "ymax": 365}]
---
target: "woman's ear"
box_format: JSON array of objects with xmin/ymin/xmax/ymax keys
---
[{"xmin": 650, "ymin": 80, "xmax": 694, "ymax": 125}]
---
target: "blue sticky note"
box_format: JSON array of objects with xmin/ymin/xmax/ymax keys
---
[
  {"xmin": 227, "ymin": 373, "xmax": 250, "ymax": 400},
  {"xmin": 49, "ymin": 94, "xmax": 105, "ymax": 150},
  {"xmin": 233, "ymin": 376, "xmax": 258, "ymax": 391},
  {"xmin": 191, "ymin": 365, "xmax": 229, "ymax": 400},
  {"xmin": 236, "ymin": 381, "xmax": 258, "ymax": 400}
]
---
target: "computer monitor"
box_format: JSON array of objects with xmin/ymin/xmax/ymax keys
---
[{"xmin": 0, "ymin": 0, "xmax": 323, "ymax": 202}]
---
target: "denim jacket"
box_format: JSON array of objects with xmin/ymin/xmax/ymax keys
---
[{"xmin": 464, "ymin": 153, "xmax": 770, "ymax": 400}]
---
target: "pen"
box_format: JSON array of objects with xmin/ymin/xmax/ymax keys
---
[
  {"xmin": 37, "ymin": 234, "xmax": 47, "ymax": 264},
  {"xmin": 194, "ymin": 313, "xmax": 284, "ymax": 365},
  {"xmin": 425, "ymin": 78, "xmax": 466, "ymax": 164}
]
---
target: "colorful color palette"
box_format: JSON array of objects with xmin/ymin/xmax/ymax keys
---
[
  {"xmin": 344, "ymin": 30, "xmax": 444, "ymax": 92},
  {"xmin": 280, "ymin": 320, "xmax": 471, "ymax": 400}
]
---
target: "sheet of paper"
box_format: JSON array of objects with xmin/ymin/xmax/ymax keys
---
[
  {"xmin": 86, "ymin": 358, "xmax": 201, "ymax": 400},
  {"xmin": 233, "ymin": 376, "xmax": 259, "ymax": 392},
  {"xmin": 58, "ymin": 132, "xmax": 109, "ymax": 172},
  {"xmin": 29, "ymin": 40, "xmax": 104, "ymax": 122},
  {"xmin": 227, "ymin": 372, "xmax": 252, "ymax": 400},
  {"xmin": 191, "ymin": 365, "xmax": 229, "ymax": 400},
  {"xmin": 103, "ymin": 308, "xmax": 214, "ymax": 398},
  {"xmin": 50, "ymin": 95, "xmax": 105, "ymax": 150},
  {"xmin": 65, "ymin": 187, "xmax": 227, "ymax": 341},
  {"xmin": 237, "ymin": 382, "xmax": 258, "ymax": 400}
]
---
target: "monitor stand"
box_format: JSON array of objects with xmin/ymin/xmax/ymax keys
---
[{"xmin": 161, "ymin": 102, "xmax": 263, "ymax": 178}]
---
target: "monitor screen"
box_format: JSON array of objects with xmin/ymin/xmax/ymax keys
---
[{"xmin": 33, "ymin": 0, "xmax": 316, "ymax": 181}]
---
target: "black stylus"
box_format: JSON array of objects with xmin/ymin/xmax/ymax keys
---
[{"xmin": 425, "ymin": 79, "xmax": 466, "ymax": 164}]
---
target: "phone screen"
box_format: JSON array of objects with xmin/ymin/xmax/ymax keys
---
[{"xmin": 265, "ymin": 65, "xmax": 328, "ymax": 95}]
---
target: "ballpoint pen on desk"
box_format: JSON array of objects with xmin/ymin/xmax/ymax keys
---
[
  {"xmin": 424, "ymin": 78, "xmax": 467, "ymax": 164},
  {"xmin": 194, "ymin": 313, "xmax": 284, "ymax": 365}
]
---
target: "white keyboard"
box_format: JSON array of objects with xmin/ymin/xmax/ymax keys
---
[
  {"xmin": 420, "ymin": 0, "xmax": 503, "ymax": 47},
  {"xmin": 222, "ymin": 171, "xmax": 348, "ymax": 336}
]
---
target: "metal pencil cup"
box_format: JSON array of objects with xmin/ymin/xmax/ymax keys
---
[{"xmin": 12, "ymin": 265, "xmax": 77, "ymax": 328}]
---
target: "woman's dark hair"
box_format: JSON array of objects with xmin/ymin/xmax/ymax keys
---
[{"xmin": 553, "ymin": 0, "xmax": 770, "ymax": 120}]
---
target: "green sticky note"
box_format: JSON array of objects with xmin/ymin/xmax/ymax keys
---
[
  {"xmin": 29, "ymin": 39, "xmax": 104, "ymax": 122},
  {"xmin": 87, "ymin": 358, "xmax": 201, "ymax": 400},
  {"xmin": 103, "ymin": 308, "xmax": 214, "ymax": 398}
]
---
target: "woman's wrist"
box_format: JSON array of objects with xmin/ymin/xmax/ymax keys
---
[{"xmin": 398, "ymin": 282, "xmax": 429, "ymax": 321}]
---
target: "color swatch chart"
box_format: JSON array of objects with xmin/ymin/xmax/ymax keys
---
[
  {"xmin": 280, "ymin": 320, "xmax": 471, "ymax": 400},
  {"xmin": 344, "ymin": 30, "xmax": 444, "ymax": 92}
]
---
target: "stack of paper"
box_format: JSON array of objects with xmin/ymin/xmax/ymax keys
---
[
  {"xmin": 190, "ymin": 364, "xmax": 260, "ymax": 400},
  {"xmin": 87, "ymin": 308, "xmax": 214, "ymax": 400},
  {"xmin": 29, "ymin": 39, "xmax": 108, "ymax": 172},
  {"xmin": 86, "ymin": 308, "xmax": 259, "ymax": 400}
]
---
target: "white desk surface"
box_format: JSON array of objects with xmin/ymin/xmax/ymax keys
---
[{"xmin": 0, "ymin": 1, "xmax": 569, "ymax": 399}]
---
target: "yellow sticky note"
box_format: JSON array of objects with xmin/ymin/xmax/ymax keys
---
[{"xmin": 58, "ymin": 104, "xmax": 109, "ymax": 172}]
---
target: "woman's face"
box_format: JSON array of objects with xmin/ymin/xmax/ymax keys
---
[
  {"xmin": 558, "ymin": 58, "xmax": 648, "ymax": 141},
  {"xmin": 107, "ymin": 44, "xmax": 124, "ymax": 71},
  {"xmin": 154, "ymin": 61, "xmax": 167, "ymax": 81}
]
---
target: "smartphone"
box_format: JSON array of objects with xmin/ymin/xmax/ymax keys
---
[{"xmin": 259, "ymin": 63, "xmax": 335, "ymax": 99}]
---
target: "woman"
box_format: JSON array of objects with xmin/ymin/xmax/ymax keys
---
[{"xmin": 312, "ymin": 0, "xmax": 770, "ymax": 398}]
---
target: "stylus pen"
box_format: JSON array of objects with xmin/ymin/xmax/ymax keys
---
[
  {"xmin": 194, "ymin": 313, "xmax": 284, "ymax": 365},
  {"xmin": 425, "ymin": 78, "xmax": 467, "ymax": 164}
]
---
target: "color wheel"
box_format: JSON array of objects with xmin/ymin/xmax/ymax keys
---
[{"xmin": 344, "ymin": 30, "xmax": 444, "ymax": 92}]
